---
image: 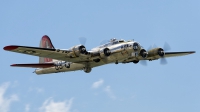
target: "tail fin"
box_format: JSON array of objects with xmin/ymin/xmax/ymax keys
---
[{"xmin": 39, "ymin": 35, "xmax": 55, "ymax": 63}]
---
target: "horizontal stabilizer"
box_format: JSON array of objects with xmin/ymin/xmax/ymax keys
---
[{"xmin": 11, "ymin": 63, "xmax": 54, "ymax": 68}]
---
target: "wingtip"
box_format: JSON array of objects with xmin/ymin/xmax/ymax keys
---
[
  {"xmin": 189, "ymin": 51, "xmax": 196, "ymax": 54},
  {"xmin": 10, "ymin": 64, "xmax": 17, "ymax": 67},
  {"xmin": 3, "ymin": 46, "xmax": 18, "ymax": 51}
]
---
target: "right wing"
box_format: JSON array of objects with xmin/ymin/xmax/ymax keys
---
[
  {"xmin": 4, "ymin": 45, "xmax": 89, "ymax": 63},
  {"xmin": 145, "ymin": 51, "xmax": 195, "ymax": 60}
]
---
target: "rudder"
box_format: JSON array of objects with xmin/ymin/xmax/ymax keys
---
[{"xmin": 39, "ymin": 35, "xmax": 55, "ymax": 63}]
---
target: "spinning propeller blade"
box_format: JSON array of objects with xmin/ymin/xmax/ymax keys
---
[
  {"xmin": 100, "ymin": 40, "xmax": 109, "ymax": 45},
  {"xmin": 160, "ymin": 58, "xmax": 167, "ymax": 65},
  {"xmin": 79, "ymin": 37, "xmax": 87, "ymax": 45},
  {"xmin": 160, "ymin": 42, "xmax": 171, "ymax": 65},
  {"xmin": 140, "ymin": 60, "xmax": 147, "ymax": 66},
  {"xmin": 163, "ymin": 42, "xmax": 171, "ymax": 51}
]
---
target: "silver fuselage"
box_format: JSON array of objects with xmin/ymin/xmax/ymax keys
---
[{"xmin": 35, "ymin": 40, "xmax": 140, "ymax": 75}]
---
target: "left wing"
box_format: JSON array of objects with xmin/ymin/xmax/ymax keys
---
[
  {"xmin": 3, "ymin": 45, "xmax": 89, "ymax": 63},
  {"xmin": 11, "ymin": 63, "xmax": 55, "ymax": 68}
]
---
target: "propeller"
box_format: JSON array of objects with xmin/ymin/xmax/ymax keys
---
[
  {"xmin": 163, "ymin": 42, "xmax": 171, "ymax": 51},
  {"xmin": 100, "ymin": 39, "xmax": 109, "ymax": 45},
  {"xmin": 147, "ymin": 44, "xmax": 157, "ymax": 51},
  {"xmin": 78, "ymin": 37, "xmax": 90, "ymax": 55},
  {"xmin": 160, "ymin": 42, "xmax": 171, "ymax": 65},
  {"xmin": 146, "ymin": 42, "xmax": 171, "ymax": 65},
  {"xmin": 140, "ymin": 60, "xmax": 147, "ymax": 66},
  {"xmin": 140, "ymin": 44, "xmax": 156, "ymax": 66},
  {"xmin": 160, "ymin": 58, "xmax": 167, "ymax": 65},
  {"xmin": 79, "ymin": 37, "xmax": 87, "ymax": 45}
]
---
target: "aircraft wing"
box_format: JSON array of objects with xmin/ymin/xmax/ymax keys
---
[
  {"xmin": 144, "ymin": 51, "xmax": 195, "ymax": 60},
  {"xmin": 164, "ymin": 51, "xmax": 195, "ymax": 58},
  {"xmin": 3, "ymin": 45, "xmax": 89, "ymax": 63},
  {"xmin": 11, "ymin": 63, "xmax": 55, "ymax": 68}
]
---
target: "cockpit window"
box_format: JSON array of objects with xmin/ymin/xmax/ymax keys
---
[
  {"xmin": 113, "ymin": 41, "xmax": 119, "ymax": 45},
  {"xmin": 98, "ymin": 39, "xmax": 124, "ymax": 48}
]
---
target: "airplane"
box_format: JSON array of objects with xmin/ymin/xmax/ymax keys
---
[{"xmin": 3, "ymin": 35, "xmax": 195, "ymax": 75}]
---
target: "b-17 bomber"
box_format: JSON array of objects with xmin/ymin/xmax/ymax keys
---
[{"xmin": 3, "ymin": 35, "xmax": 195, "ymax": 75}]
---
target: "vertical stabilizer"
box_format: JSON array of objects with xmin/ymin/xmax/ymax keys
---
[{"xmin": 39, "ymin": 35, "xmax": 55, "ymax": 63}]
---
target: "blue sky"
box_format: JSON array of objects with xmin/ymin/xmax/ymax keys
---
[{"xmin": 0, "ymin": 0, "xmax": 199, "ymax": 112}]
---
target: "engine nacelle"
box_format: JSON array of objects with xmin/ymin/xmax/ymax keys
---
[
  {"xmin": 133, "ymin": 42, "xmax": 140, "ymax": 51},
  {"xmin": 148, "ymin": 48, "xmax": 165, "ymax": 57},
  {"xmin": 99, "ymin": 48, "xmax": 111, "ymax": 58},
  {"xmin": 140, "ymin": 49, "xmax": 148, "ymax": 58},
  {"xmin": 69, "ymin": 45, "xmax": 87, "ymax": 57}
]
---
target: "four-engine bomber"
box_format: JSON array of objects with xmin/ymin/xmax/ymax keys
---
[{"xmin": 3, "ymin": 35, "xmax": 195, "ymax": 75}]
